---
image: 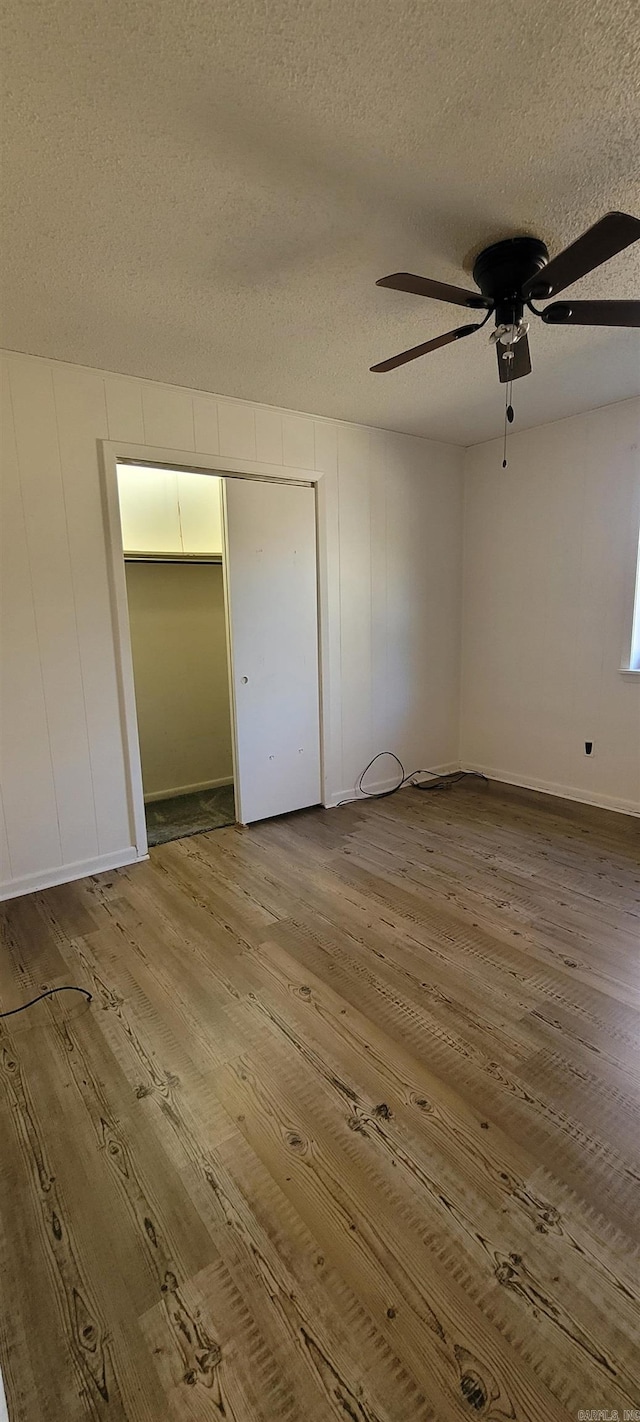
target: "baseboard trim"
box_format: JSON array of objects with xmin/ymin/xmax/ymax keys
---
[
  {"xmin": 0, "ymin": 847, "xmax": 145, "ymax": 902},
  {"xmin": 325, "ymin": 761, "xmax": 460, "ymax": 809},
  {"xmin": 144, "ymin": 776, "xmax": 234, "ymax": 803},
  {"xmin": 461, "ymin": 762, "xmax": 640, "ymax": 817}
]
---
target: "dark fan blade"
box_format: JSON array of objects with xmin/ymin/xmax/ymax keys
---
[
  {"xmin": 370, "ymin": 323, "xmax": 480, "ymax": 372},
  {"xmin": 523, "ymin": 212, "xmax": 640, "ymax": 300},
  {"xmin": 496, "ymin": 332, "xmax": 532, "ymax": 383},
  {"xmin": 541, "ymin": 300, "xmax": 640, "ymax": 327},
  {"xmin": 376, "ymin": 272, "xmax": 490, "ymax": 309}
]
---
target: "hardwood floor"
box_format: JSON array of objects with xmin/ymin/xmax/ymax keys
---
[{"xmin": 1, "ymin": 780, "xmax": 639, "ymax": 1421}]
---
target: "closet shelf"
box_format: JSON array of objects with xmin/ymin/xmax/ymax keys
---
[{"xmin": 124, "ymin": 552, "xmax": 222, "ymax": 564}]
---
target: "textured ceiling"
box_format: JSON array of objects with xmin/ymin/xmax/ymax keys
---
[{"xmin": 1, "ymin": 0, "xmax": 639, "ymax": 445}]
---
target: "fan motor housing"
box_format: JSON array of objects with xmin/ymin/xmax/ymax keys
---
[{"xmin": 473, "ymin": 236, "xmax": 549, "ymax": 324}]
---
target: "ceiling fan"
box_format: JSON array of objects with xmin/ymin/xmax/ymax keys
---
[{"xmin": 371, "ymin": 211, "xmax": 640, "ymax": 383}]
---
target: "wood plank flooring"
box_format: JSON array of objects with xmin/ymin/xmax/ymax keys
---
[{"xmin": 1, "ymin": 779, "xmax": 639, "ymax": 1421}]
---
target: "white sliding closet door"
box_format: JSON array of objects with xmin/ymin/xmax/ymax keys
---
[{"xmin": 223, "ymin": 478, "xmax": 321, "ymax": 824}]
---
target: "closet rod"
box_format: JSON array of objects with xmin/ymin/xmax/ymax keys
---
[{"xmin": 124, "ymin": 553, "xmax": 223, "ymax": 564}]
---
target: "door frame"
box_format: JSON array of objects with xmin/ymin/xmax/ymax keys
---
[{"xmin": 99, "ymin": 439, "xmax": 330, "ymax": 858}]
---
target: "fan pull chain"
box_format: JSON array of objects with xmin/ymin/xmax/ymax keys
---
[
  {"xmin": 502, "ymin": 310, "xmax": 516, "ymax": 467},
  {"xmin": 502, "ymin": 365, "xmax": 514, "ymax": 467}
]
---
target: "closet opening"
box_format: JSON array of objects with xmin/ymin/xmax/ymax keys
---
[{"xmin": 117, "ymin": 463, "xmax": 235, "ymax": 847}]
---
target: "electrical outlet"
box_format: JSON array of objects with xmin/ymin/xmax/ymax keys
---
[{"xmin": 584, "ymin": 740, "xmax": 594, "ymax": 757}]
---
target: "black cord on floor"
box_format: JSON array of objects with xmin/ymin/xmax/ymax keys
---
[
  {"xmin": 0, "ymin": 986, "xmax": 92, "ymax": 1019},
  {"xmin": 413, "ymin": 770, "xmax": 487, "ymax": 793},
  {"xmin": 337, "ymin": 752, "xmax": 487, "ymax": 807}
]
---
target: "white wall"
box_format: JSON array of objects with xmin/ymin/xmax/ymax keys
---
[
  {"xmin": 460, "ymin": 398, "xmax": 640, "ymax": 814},
  {"xmin": 0, "ymin": 349, "xmax": 464, "ymax": 899},
  {"xmin": 125, "ymin": 561, "xmax": 233, "ymax": 800}
]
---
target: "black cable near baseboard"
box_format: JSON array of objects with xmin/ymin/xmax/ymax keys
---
[
  {"xmin": 413, "ymin": 770, "xmax": 488, "ymax": 792},
  {"xmin": 337, "ymin": 753, "xmax": 487, "ymax": 808},
  {"xmin": 0, "ymin": 986, "xmax": 92, "ymax": 1019},
  {"xmin": 337, "ymin": 751, "xmax": 410, "ymax": 806}
]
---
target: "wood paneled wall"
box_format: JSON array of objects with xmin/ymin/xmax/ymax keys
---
[
  {"xmin": 461, "ymin": 398, "xmax": 640, "ymax": 815},
  {"xmin": 0, "ymin": 351, "xmax": 464, "ymax": 898}
]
